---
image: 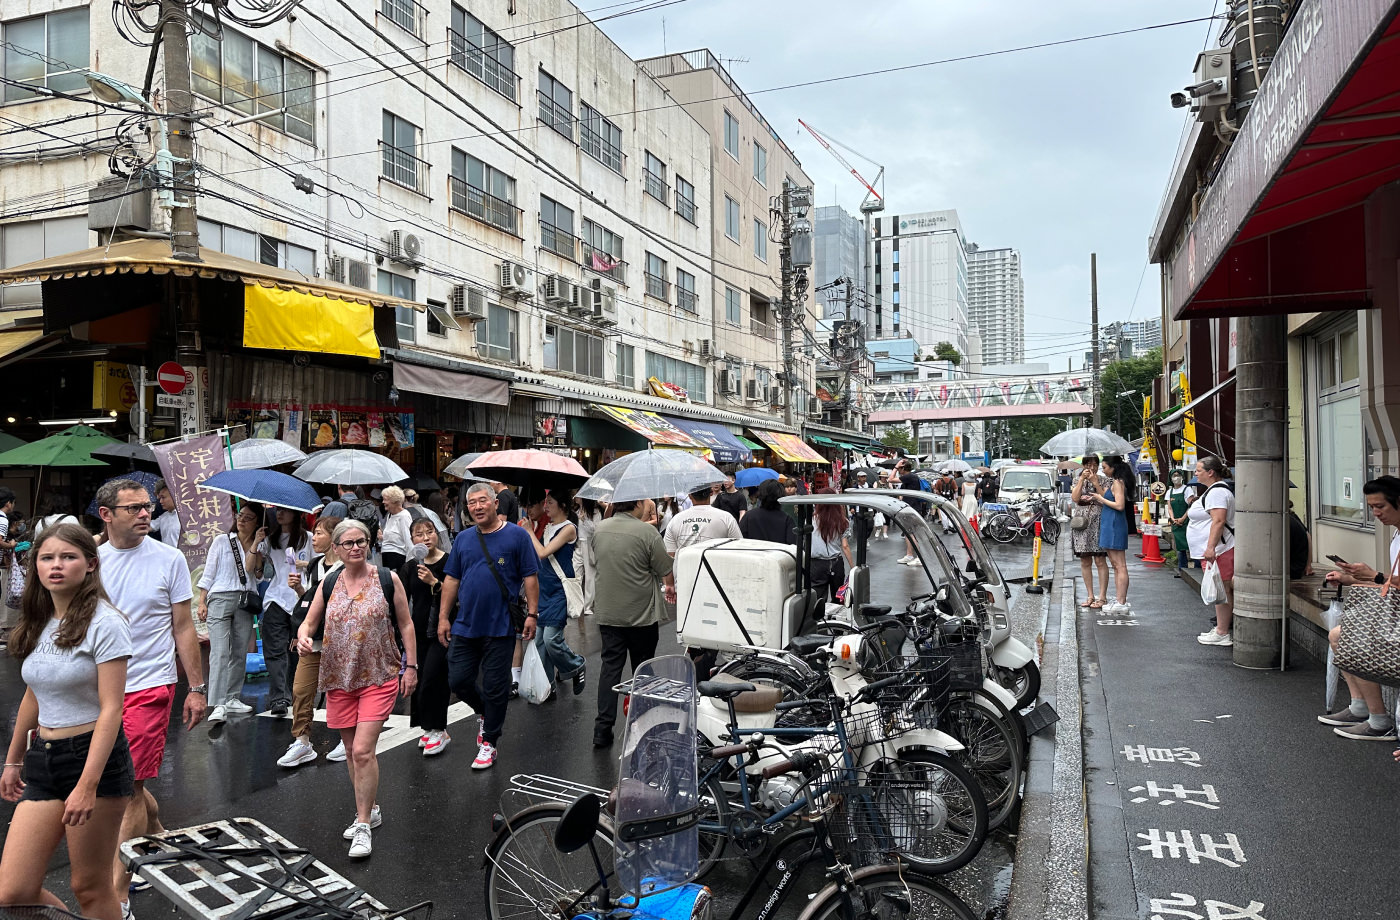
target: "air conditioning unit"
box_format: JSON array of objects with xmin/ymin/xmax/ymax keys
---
[
  {"xmin": 699, "ymin": 339, "xmax": 713, "ymax": 360},
  {"xmin": 450, "ymin": 284, "xmax": 487, "ymax": 320},
  {"xmin": 718, "ymin": 368, "xmax": 738, "ymax": 396},
  {"xmin": 388, "ymin": 230, "xmax": 423, "ymax": 265},
  {"xmin": 326, "ymin": 255, "xmax": 347, "ymax": 284},
  {"xmin": 745, "ymin": 378, "xmax": 761, "ymax": 402},
  {"xmin": 543, "ymin": 274, "xmax": 574, "ymax": 307},
  {"xmin": 590, "ymin": 283, "xmax": 617, "ymax": 326},
  {"xmin": 499, "ymin": 261, "xmax": 536, "ymax": 298},
  {"xmin": 347, "ymin": 259, "xmax": 372, "ymax": 289},
  {"xmin": 808, "ymin": 403, "xmax": 825, "ymax": 420},
  {"xmin": 770, "ymin": 387, "xmax": 786, "ymax": 407}
]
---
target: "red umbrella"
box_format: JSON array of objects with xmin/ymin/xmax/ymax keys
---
[{"xmin": 466, "ymin": 449, "xmax": 590, "ymax": 495}]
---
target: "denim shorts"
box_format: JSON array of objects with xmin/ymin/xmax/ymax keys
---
[{"xmin": 20, "ymin": 728, "xmax": 135, "ymax": 802}]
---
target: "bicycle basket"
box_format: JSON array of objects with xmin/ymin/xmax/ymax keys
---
[
  {"xmin": 822, "ymin": 763, "xmax": 940, "ymax": 867},
  {"xmin": 935, "ymin": 640, "xmax": 984, "ymax": 692},
  {"xmin": 837, "ymin": 700, "xmax": 915, "ymax": 749}
]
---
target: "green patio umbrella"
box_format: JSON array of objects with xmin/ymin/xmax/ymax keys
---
[
  {"xmin": 0, "ymin": 424, "xmax": 119, "ymax": 468},
  {"xmin": 0, "ymin": 432, "xmax": 26, "ymax": 454}
]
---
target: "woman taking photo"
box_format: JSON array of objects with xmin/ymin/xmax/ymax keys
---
[
  {"xmin": 259, "ymin": 507, "xmax": 309, "ymax": 719},
  {"xmin": 0, "ymin": 523, "xmax": 132, "ymax": 920},
  {"xmin": 296, "ymin": 520, "xmax": 416, "ymax": 859},
  {"xmin": 1092, "ymin": 457, "xmax": 1131, "ymax": 614},
  {"xmin": 809, "ymin": 489, "xmax": 853, "ymax": 602},
  {"xmin": 1070, "ymin": 457, "xmax": 1110, "ymax": 609},
  {"xmin": 402, "ymin": 517, "xmax": 454, "ymax": 755},
  {"xmin": 196, "ymin": 502, "xmax": 265, "ymax": 722},
  {"xmin": 278, "ymin": 516, "xmax": 341, "ymax": 769},
  {"xmin": 527, "ymin": 492, "xmax": 586, "ymax": 697}
]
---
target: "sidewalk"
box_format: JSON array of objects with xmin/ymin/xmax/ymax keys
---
[{"xmin": 1078, "ymin": 551, "xmax": 1399, "ymax": 920}]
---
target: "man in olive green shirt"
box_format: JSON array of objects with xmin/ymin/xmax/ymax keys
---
[{"xmin": 591, "ymin": 499, "xmax": 676, "ymax": 747}]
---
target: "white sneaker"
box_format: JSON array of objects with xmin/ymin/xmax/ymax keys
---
[
  {"xmin": 1102, "ymin": 603, "xmax": 1124, "ymax": 614},
  {"xmin": 896, "ymin": 555, "xmax": 914, "ymax": 565},
  {"xmin": 418, "ymin": 733, "xmax": 429, "ymax": 749},
  {"xmin": 208, "ymin": 706, "xmax": 227, "ymax": 723},
  {"xmin": 423, "ymin": 730, "xmax": 451, "ymax": 756},
  {"xmin": 1197, "ymin": 630, "xmax": 1233, "ymax": 647},
  {"xmin": 277, "ymin": 738, "xmax": 316, "ymax": 768},
  {"xmin": 903, "ymin": 557, "xmax": 922, "ymax": 566},
  {"xmin": 343, "ymin": 804, "xmax": 382, "ymax": 838},
  {"xmin": 472, "ymin": 741, "xmax": 497, "ymax": 770},
  {"xmin": 347, "ymin": 822, "xmax": 372, "ymax": 858},
  {"xmin": 222, "ymin": 699, "xmax": 254, "ymax": 714},
  {"xmin": 327, "ymin": 740, "xmax": 347, "ymax": 762},
  {"xmin": 121, "ymin": 900, "xmax": 134, "ymax": 920}
]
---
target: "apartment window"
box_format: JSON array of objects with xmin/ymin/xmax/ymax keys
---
[
  {"xmin": 539, "ymin": 196, "xmax": 576, "ymax": 259},
  {"xmin": 545, "ymin": 324, "xmax": 605, "ymax": 378},
  {"xmin": 581, "ymin": 218, "xmax": 624, "ymax": 281},
  {"xmin": 644, "ymin": 252, "xmax": 669, "ymax": 301},
  {"xmin": 449, "ymin": 5, "xmax": 517, "ymax": 101},
  {"xmin": 646, "ymin": 353, "xmax": 707, "ymax": 403},
  {"xmin": 476, "ymin": 303, "xmax": 519, "ymax": 362},
  {"xmin": 723, "ymin": 109, "xmax": 740, "ymax": 161},
  {"xmin": 676, "ymin": 269, "xmax": 697, "ymax": 314},
  {"xmin": 538, "ymin": 69, "xmax": 573, "ymax": 139},
  {"xmin": 3, "ymin": 9, "xmax": 89, "ymax": 102},
  {"xmin": 754, "ymin": 218, "xmax": 768, "ymax": 261},
  {"xmin": 426, "ymin": 299, "xmax": 448, "ymax": 337},
  {"xmin": 0, "ymin": 216, "xmax": 86, "ymax": 307},
  {"xmin": 616, "ymin": 343, "xmax": 636, "ymax": 389},
  {"xmin": 450, "ymin": 148, "xmax": 519, "ymax": 234},
  {"xmin": 198, "ymin": 219, "xmax": 314, "ymax": 275},
  {"xmin": 675, "ymin": 176, "xmax": 697, "ymax": 224},
  {"xmin": 378, "ymin": 270, "xmax": 417, "ymax": 344},
  {"xmin": 643, "ymin": 151, "xmax": 668, "ymax": 203},
  {"xmin": 580, "ymin": 103, "xmax": 623, "ymax": 173},
  {"xmin": 753, "ymin": 141, "xmax": 767, "ymax": 186},
  {"xmin": 725, "ymin": 196, "xmax": 740, "ymax": 242},
  {"xmin": 1314, "ymin": 321, "xmax": 1364, "ymax": 523},
  {"xmin": 381, "ymin": 111, "xmax": 426, "ymax": 193},
  {"xmin": 189, "ymin": 17, "xmax": 313, "ymax": 141},
  {"xmin": 725, "ymin": 287, "xmax": 742, "ymax": 326},
  {"xmin": 380, "ymin": 0, "xmax": 423, "ymax": 36}
]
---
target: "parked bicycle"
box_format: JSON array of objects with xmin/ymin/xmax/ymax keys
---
[{"xmin": 979, "ymin": 494, "xmax": 1059, "ymax": 546}]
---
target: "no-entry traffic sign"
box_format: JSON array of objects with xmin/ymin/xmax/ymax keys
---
[{"xmin": 157, "ymin": 361, "xmax": 188, "ymax": 396}]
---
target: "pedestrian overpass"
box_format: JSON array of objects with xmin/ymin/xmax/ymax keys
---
[{"xmin": 867, "ymin": 374, "xmax": 1094, "ymax": 423}]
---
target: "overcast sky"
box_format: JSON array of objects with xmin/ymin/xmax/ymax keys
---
[{"xmin": 599, "ymin": 0, "xmax": 1221, "ymax": 370}]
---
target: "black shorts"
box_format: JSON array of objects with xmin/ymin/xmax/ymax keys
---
[{"xmin": 20, "ymin": 728, "xmax": 135, "ymax": 802}]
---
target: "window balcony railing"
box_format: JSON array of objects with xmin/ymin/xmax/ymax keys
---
[
  {"xmin": 676, "ymin": 288, "xmax": 698, "ymax": 313},
  {"xmin": 448, "ymin": 30, "xmax": 520, "ymax": 102},
  {"xmin": 538, "ymin": 93, "xmax": 573, "ymax": 140},
  {"xmin": 449, "ymin": 177, "xmax": 522, "ymax": 236},
  {"xmin": 675, "ymin": 193, "xmax": 697, "ymax": 224},
  {"xmin": 581, "ymin": 129, "xmax": 625, "ymax": 174},
  {"xmin": 645, "ymin": 273, "xmax": 670, "ymax": 302},
  {"xmin": 381, "ymin": 0, "xmax": 427, "ymax": 37},
  {"xmin": 540, "ymin": 222, "xmax": 578, "ymax": 260},
  {"xmin": 581, "ymin": 243, "xmax": 626, "ymax": 283},
  {"xmin": 750, "ymin": 318, "xmax": 772, "ymax": 338},
  {"xmin": 380, "ymin": 142, "xmax": 430, "ymax": 195},
  {"xmin": 644, "ymin": 170, "xmax": 669, "ymax": 204}
]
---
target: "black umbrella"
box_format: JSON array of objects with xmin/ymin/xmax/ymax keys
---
[
  {"xmin": 91, "ymin": 440, "xmax": 161, "ymax": 471},
  {"xmin": 397, "ymin": 476, "xmax": 442, "ymax": 492}
]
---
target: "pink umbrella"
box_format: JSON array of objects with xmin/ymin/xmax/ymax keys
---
[{"xmin": 466, "ymin": 449, "xmax": 590, "ymax": 495}]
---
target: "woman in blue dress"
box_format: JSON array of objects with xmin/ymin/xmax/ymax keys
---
[
  {"xmin": 527, "ymin": 491, "xmax": 586, "ymax": 698},
  {"xmin": 1093, "ymin": 457, "xmax": 1131, "ymax": 615}
]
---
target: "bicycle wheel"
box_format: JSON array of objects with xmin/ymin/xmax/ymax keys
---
[
  {"xmin": 858, "ymin": 750, "xmax": 988, "ymax": 874},
  {"xmin": 798, "ymin": 864, "xmax": 979, "ymax": 920},
  {"xmin": 719, "ymin": 656, "xmax": 830, "ymax": 729},
  {"xmin": 483, "ymin": 802, "xmax": 615, "ymax": 920},
  {"xmin": 694, "ymin": 766, "xmax": 731, "ymax": 876},
  {"xmin": 938, "ymin": 695, "xmax": 1024, "ymax": 831},
  {"xmin": 1039, "ymin": 516, "xmax": 1060, "ymax": 545},
  {"xmin": 982, "ymin": 515, "xmax": 1016, "ymax": 544},
  {"xmin": 991, "ymin": 659, "xmax": 1041, "ymax": 710}
]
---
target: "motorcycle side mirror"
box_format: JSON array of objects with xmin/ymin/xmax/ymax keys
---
[{"xmin": 554, "ymin": 793, "xmax": 602, "ymax": 853}]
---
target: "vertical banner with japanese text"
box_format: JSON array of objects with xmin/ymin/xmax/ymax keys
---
[{"xmin": 154, "ymin": 433, "xmax": 232, "ymax": 576}]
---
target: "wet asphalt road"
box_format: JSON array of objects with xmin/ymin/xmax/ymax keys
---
[{"xmin": 0, "ymin": 522, "xmax": 1041, "ymax": 920}]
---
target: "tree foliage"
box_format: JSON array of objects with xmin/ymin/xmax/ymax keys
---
[
  {"xmin": 1097, "ymin": 347, "xmax": 1163, "ymax": 441},
  {"xmin": 1006, "ymin": 418, "xmax": 1064, "ymax": 459},
  {"xmin": 933, "ymin": 341, "xmax": 963, "ymax": 366},
  {"xmin": 880, "ymin": 426, "xmax": 917, "ymax": 453}
]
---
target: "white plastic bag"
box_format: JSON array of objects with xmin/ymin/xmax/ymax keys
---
[
  {"xmin": 1324, "ymin": 596, "xmax": 1344, "ymax": 711},
  {"xmin": 519, "ymin": 641, "xmax": 552, "ymax": 705},
  {"xmin": 1200, "ymin": 561, "xmax": 1225, "ymax": 606}
]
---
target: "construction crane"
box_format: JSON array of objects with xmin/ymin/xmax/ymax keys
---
[{"xmin": 797, "ymin": 120, "xmax": 885, "ymax": 215}]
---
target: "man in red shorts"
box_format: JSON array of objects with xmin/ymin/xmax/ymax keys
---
[{"xmin": 96, "ymin": 479, "xmax": 206, "ymax": 919}]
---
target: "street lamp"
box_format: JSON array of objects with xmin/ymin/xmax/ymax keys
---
[{"xmin": 84, "ymin": 70, "xmax": 177, "ymax": 211}]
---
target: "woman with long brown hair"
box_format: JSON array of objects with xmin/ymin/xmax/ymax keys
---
[
  {"xmin": 0, "ymin": 523, "xmax": 133, "ymax": 920},
  {"xmin": 809, "ymin": 488, "xmax": 853, "ymax": 602}
]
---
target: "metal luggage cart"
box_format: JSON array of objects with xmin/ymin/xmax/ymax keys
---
[{"xmin": 119, "ymin": 817, "xmax": 432, "ymax": 920}]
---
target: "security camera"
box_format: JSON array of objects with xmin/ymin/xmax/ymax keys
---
[
  {"xmin": 1171, "ymin": 92, "xmax": 1191, "ymax": 109},
  {"xmin": 1187, "ymin": 79, "xmax": 1224, "ymax": 98}
]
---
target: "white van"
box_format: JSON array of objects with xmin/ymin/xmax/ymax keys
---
[{"xmin": 996, "ymin": 464, "xmax": 1057, "ymax": 506}]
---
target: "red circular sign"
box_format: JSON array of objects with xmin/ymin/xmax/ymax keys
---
[{"xmin": 157, "ymin": 361, "xmax": 187, "ymax": 395}]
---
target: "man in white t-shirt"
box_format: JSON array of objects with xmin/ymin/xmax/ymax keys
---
[
  {"xmin": 96, "ymin": 479, "xmax": 205, "ymax": 917},
  {"xmin": 150, "ymin": 481, "xmax": 182, "ymax": 547},
  {"xmin": 664, "ymin": 485, "xmax": 742, "ymax": 556},
  {"xmin": 1321, "ymin": 476, "xmax": 1400, "ymax": 743}
]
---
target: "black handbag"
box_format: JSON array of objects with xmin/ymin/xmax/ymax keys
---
[
  {"xmin": 477, "ymin": 526, "xmax": 527, "ymax": 634},
  {"xmin": 228, "ymin": 533, "xmax": 262, "ymax": 614}
]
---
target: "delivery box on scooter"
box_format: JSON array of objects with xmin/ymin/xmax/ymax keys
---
[{"xmin": 675, "ymin": 539, "xmax": 798, "ymax": 653}]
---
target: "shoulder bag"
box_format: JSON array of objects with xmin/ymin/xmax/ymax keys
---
[
  {"xmin": 477, "ymin": 526, "xmax": 528, "ymax": 633},
  {"xmin": 547, "ymin": 553, "xmax": 583, "ymax": 619},
  {"xmin": 1334, "ymin": 554, "xmax": 1400, "ymax": 687},
  {"xmin": 228, "ymin": 533, "xmax": 262, "ymax": 615}
]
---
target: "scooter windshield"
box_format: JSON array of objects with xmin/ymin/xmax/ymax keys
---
[{"xmin": 615, "ymin": 655, "xmax": 700, "ymax": 897}]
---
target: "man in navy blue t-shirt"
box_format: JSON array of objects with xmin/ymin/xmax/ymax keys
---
[{"xmin": 438, "ymin": 481, "xmax": 538, "ymax": 770}]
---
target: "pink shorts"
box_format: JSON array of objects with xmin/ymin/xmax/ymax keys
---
[
  {"xmin": 326, "ymin": 679, "xmax": 399, "ymax": 729},
  {"xmin": 1216, "ymin": 547, "xmax": 1235, "ymax": 581},
  {"xmin": 122, "ymin": 684, "xmax": 176, "ymax": 781}
]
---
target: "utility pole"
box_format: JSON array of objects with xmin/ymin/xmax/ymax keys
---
[
  {"xmin": 1090, "ymin": 253, "xmax": 1101, "ymax": 428},
  {"xmin": 777, "ymin": 180, "xmax": 813, "ymax": 429}
]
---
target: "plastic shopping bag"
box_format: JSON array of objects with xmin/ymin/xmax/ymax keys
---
[
  {"xmin": 519, "ymin": 641, "xmax": 552, "ymax": 705},
  {"xmin": 1324, "ymin": 596, "xmax": 1344, "ymax": 711},
  {"xmin": 1200, "ymin": 561, "xmax": 1225, "ymax": 606}
]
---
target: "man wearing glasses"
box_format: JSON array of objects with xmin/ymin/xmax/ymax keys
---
[{"xmin": 96, "ymin": 479, "xmax": 206, "ymax": 917}]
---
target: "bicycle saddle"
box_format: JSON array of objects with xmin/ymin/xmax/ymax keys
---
[
  {"xmin": 698, "ymin": 674, "xmax": 784, "ymax": 712},
  {"xmin": 787, "ymin": 634, "xmax": 829, "ymax": 656},
  {"xmin": 859, "ymin": 604, "xmax": 893, "ymax": 619}
]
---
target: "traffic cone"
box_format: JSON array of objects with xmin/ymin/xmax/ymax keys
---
[{"xmin": 1137, "ymin": 496, "xmax": 1166, "ymax": 565}]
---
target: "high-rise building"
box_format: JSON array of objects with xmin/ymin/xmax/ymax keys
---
[
  {"xmin": 966, "ymin": 245, "xmax": 1025, "ymax": 367},
  {"xmin": 811, "ymin": 205, "xmax": 869, "ymax": 329},
  {"xmin": 871, "ymin": 209, "xmax": 969, "ymax": 356},
  {"xmin": 1121, "ymin": 318, "xmax": 1163, "ymax": 353}
]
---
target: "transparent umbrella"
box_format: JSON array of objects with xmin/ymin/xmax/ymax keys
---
[
  {"xmin": 577, "ymin": 449, "xmax": 727, "ymax": 503},
  {"xmin": 442, "ymin": 452, "xmax": 488, "ymax": 482},
  {"xmin": 1039, "ymin": 427, "xmax": 1135, "ymax": 459},
  {"xmin": 294, "ymin": 449, "xmax": 408, "ymax": 485},
  {"xmin": 230, "ymin": 438, "xmax": 309, "ymax": 470},
  {"xmin": 940, "ymin": 459, "xmax": 973, "ymax": 474}
]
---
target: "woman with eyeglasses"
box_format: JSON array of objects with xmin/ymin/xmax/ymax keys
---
[
  {"xmin": 296, "ymin": 519, "xmax": 416, "ymax": 860},
  {"xmin": 196, "ymin": 502, "xmax": 265, "ymax": 723}
]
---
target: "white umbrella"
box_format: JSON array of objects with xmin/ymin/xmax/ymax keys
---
[
  {"xmin": 294, "ymin": 449, "xmax": 408, "ymax": 485},
  {"xmin": 229, "ymin": 438, "xmax": 309, "ymax": 470},
  {"xmin": 1039, "ymin": 427, "xmax": 1135, "ymax": 459},
  {"xmin": 442, "ymin": 451, "xmax": 488, "ymax": 481},
  {"xmin": 940, "ymin": 459, "xmax": 973, "ymax": 474},
  {"xmin": 577, "ymin": 450, "xmax": 727, "ymax": 503}
]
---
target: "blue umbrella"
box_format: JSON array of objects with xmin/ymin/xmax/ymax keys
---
[
  {"xmin": 734, "ymin": 467, "xmax": 780, "ymax": 489},
  {"xmin": 86, "ymin": 471, "xmax": 162, "ymax": 516},
  {"xmin": 198, "ymin": 469, "xmax": 322, "ymax": 513}
]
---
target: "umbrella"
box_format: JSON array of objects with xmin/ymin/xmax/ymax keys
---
[
  {"xmin": 577, "ymin": 450, "xmax": 727, "ymax": 503},
  {"xmin": 230, "ymin": 438, "xmax": 308, "ymax": 470},
  {"xmin": 0, "ymin": 432, "xmax": 26, "ymax": 453},
  {"xmin": 1039, "ymin": 427, "xmax": 1135, "ymax": 459},
  {"xmin": 1057, "ymin": 460, "xmax": 1083, "ymax": 474},
  {"xmin": 92, "ymin": 441, "xmax": 159, "ymax": 466},
  {"xmin": 397, "ymin": 476, "xmax": 442, "ymax": 493},
  {"xmin": 0, "ymin": 424, "xmax": 119, "ymax": 468},
  {"xmin": 294, "ymin": 449, "xmax": 408, "ymax": 485},
  {"xmin": 467, "ymin": 449, "xmax": 590, "ymax": 494},
  {"xmin": 86, "ymin": 471, "xmax": 163, "ymax": 516},
  {"xmin": 734, "ymin": 467, "xmax": 780, "ymax": 489},
  {"xmin": 442, "ymin": 452, "xmax": 488, "ymax": 482},
  {"xmin": 940, "ymin": 459, "xmax": 973, "ymax": 474},
  {"xmin": 199, "ymin": 469, "xmax": 323, "ymax": 513}
]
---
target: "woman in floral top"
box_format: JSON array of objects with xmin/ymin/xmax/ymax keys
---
[{"xmin": 296, "ymin": 519, "xmax": 416, "ymax": 861}]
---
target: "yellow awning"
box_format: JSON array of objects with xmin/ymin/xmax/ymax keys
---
[
  {"xmin": 243, "ymin": 285, "xmax": 379, "ymax": 359},
  {"xmin": 751, "ymin": 429, "xmax": 829, "ymax": 464}
]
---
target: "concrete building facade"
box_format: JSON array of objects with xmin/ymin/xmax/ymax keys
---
[
  {"xmin": 966, "ymin": 244, "xmax": 1025, "ymax": 367},
  {"xmin": 872, "ymin": 209, "xmax": 970, "ymax": 357}
]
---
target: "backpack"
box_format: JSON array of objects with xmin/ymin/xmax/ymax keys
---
[
  {"xmin": 919, "ymin": 478, "xmax": 934, "ymax": 494},
  {"xmin": 316, "ymin": 565, "xmax": 401, "ymax": 646},
  {"xmin": 1201, "ymin": 482, "xmax": 1235, "ymax": 536},
  {"xmin": 347, "ymin": 499, "xmax": 381, "ymax": 545}
]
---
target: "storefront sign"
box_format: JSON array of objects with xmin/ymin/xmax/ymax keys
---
[
  {"xmin": 92, "ymin": 361, "xmax": 139, "ymax": 412},
  {"xmin": 648, "ymin": 377, "xmax": 690, "ymax": 401},
  {"xmin": 752, "ymin": 430, "xmax": 829, "ymax": 465},
  {"xmin": 339, "ymin": 410, "xmax": 369, "ymax": 446},
  {"xmin": 1180, "ymin": 374, "xmax": 1198, "ymax": 471},
  {"xmin": 156, "ymin": 393, "xmax": 185, "ymax": 409},
  {"xmin": 154, "ymin": 433, "xmax": 231, "ymax": 575},
  {"xmin": 308, "ymin": 407, "xmax": 339, "ymax": 448},
  {"xmin": 664, "ymin": 417, "xmax": 751, "ymax": 464},
  {"xmin": 535, "ymin": 413, "xmax": 569, "ymax": 447},
  {"xmin": 594, "ymin": 405, "xmax": 703, "ymax": 449}
]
